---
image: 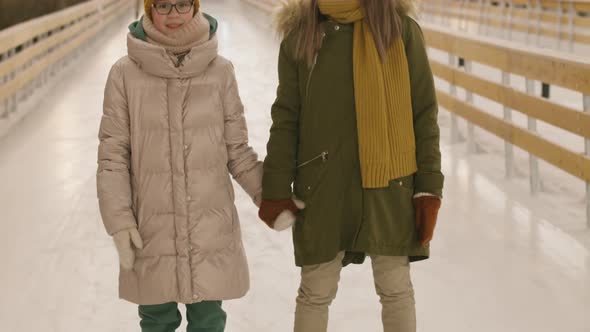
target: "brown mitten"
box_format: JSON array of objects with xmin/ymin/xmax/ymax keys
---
[
  {"xmin": 258, "ymin": 199, "xmax": 303, "ymax": 230},
  {"xmin": 413, "ymin": 196, "xmax": 442, "ymax": 246}
]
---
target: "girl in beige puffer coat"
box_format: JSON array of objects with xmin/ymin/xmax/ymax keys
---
[{"xmin": 96, "ymin": 1, "xmax": 262, "ymax": 331}]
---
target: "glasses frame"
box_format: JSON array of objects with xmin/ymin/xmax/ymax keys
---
[{"xmin": 152, "ymin": 1, "xmax": 195, "ymax": 15}]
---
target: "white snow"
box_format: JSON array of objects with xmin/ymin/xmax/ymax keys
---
[{"xmin": 0, "ymin": 0, "xmax": 588, "ymax": 331}]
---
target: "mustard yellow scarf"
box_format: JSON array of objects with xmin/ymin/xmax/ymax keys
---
[{"xmin": 319, "ymin": 0, "xmax": 417, "ymax": 188}]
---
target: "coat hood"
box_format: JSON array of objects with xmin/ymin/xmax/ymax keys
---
[{"xmin": 126, "ymin": 14, "xmax": 219, "ymax": 79}]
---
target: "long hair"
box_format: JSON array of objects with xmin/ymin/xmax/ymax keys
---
[{"xmin": 294, "ymin": 0, "xmax": 408, "ymax": 66}]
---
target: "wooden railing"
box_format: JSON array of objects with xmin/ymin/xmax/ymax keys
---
[
  {"xmin": 422, "ymin": 22, "xmax": 590, "ymax": 224},
  {"xmin": 0, "ymin": 0, "xmax": 135, "ymax": 127},
  {"xmin": 419, "ymin": 0, "xmax": 590, "ymax": 51}
]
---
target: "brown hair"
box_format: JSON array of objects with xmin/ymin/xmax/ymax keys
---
[{"xmin": 294, "ymin": 0, "xmax": 404, "ymax": 66}]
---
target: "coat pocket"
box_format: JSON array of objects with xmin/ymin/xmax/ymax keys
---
[
  {"xmin": 392, "ymin": 174, "xmax": 415, "ymax": 192},
  {"xmin": 293, "ymin": 151, "xmax": 329, "ymax": 200},
  {"xmin": 386, "ymin": 174, "xmax": 416, "ymax": 247}
]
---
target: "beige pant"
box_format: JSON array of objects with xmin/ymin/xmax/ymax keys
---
[{"xmin": 294, "ymin": 252, "xmax": 416, "ymax": 332}]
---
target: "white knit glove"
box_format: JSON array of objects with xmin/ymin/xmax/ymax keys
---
[
  {"xmin": 113, "ymin": 228, "xmax": 143, "ymax": 270},
  {"xmin": 273, "ymin": 198, "xmax": 306, "ymax": 231}
]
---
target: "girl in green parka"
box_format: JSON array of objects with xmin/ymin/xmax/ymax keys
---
[{"xmin": 258, "ymin": 0, "xmax": 444, "ymax": 331}]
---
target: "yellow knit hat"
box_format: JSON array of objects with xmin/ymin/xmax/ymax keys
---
[{"xmin": 144, "ymin": 0, "xmax": 200, "ymax": 20}]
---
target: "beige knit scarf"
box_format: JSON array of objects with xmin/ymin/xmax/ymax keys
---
[{"xmin": 142, "ymin": 12, "xmax": 210, "ymax": 55}]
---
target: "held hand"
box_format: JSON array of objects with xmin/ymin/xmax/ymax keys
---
[{"xmin": 258, "ymin": 198, "xmax": 305, "ymax": 231}]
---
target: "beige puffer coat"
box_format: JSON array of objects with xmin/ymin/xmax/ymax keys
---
[{"xmin": 97, "ymin": 32, "xmax": 262, "ymax": 305}]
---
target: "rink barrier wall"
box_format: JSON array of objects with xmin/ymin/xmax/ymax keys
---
[
  {"xmin": 0, "ymin": 0, "xmax": 137, "ymax": 129},
  {"xmin": 243, "ymin": 0, "xmax": 590, "ymax": 226},
  {"xmin": 422, "ymin": 22, "xmax": 590, "ymax": 226},
  {"xmin": 419, "ymin": 0, "xmax": 590, "ymax": 52}
]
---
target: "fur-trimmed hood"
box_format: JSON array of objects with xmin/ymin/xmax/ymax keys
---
[{"xmin": 274, "ymin": 0, "xmax": 418, "ymax": 38}]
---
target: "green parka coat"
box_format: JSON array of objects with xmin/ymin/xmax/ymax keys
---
[{"xmin": 263, "ymin": 2, "xmax": 444, "ymax": 267}]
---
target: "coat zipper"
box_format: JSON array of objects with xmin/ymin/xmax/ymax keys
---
[
  {"xmin": 297, "ymin": 151, "xmax": 329, "ymax": 168},
  {"xmin": 305, "ymin": 32, "xmax": 326, "ymax": 106},
  {"xmin": 299, "ymin": 33, "xmax": 328, "ymax": 170},
  {"xmin": 305, "ymin": 54, "xmax": 318, "ymax": 105}
]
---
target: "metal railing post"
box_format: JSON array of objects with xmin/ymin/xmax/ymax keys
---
[
  {"xmin": 465, "ymin": 60, "xmax": 477, "ymax": 153},
  {"xmin": 526, "ymin": 78, "xmax": 541, "ymax": 194},
  {"xmin": 502, "ymin": 71, "xmax": 515, "ymax": 178},
  {"xmin": 449, "ymin": 53, "xmax": 463, "ymax": 144},
  {"xmin": 584, "ymin": 94, "xmax": 590, "ymax": 227},
  {"xmin": 567, "ymin": 1, "xmax": 576, "ymax": 52}
]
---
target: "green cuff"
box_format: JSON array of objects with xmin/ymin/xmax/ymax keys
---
[
  {"xmin": 414, "ymin": 172, "xmax": 444, "ymax": 198},
  {"xmin": 261, "ymin": 173, "xmax": 293, "ymax": 200}
]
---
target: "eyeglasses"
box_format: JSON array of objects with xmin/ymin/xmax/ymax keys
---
[{"xmin": 152, "ymin": 1, "xmax": 194, "ymax": 15}]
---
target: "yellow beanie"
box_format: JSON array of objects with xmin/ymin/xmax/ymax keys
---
[{"xmin": 144, "ymin": 0, "xmax": 200, "ymax": 20}]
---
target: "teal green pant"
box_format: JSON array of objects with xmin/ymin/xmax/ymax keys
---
[{"xmin": 138, "ymin": 301, "xmax": 226, "ymax": 332}]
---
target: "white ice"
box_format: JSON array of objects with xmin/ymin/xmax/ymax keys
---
[{"xmin": 0, "ymin": 0, "xmax": 588, "ymax": 331}]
